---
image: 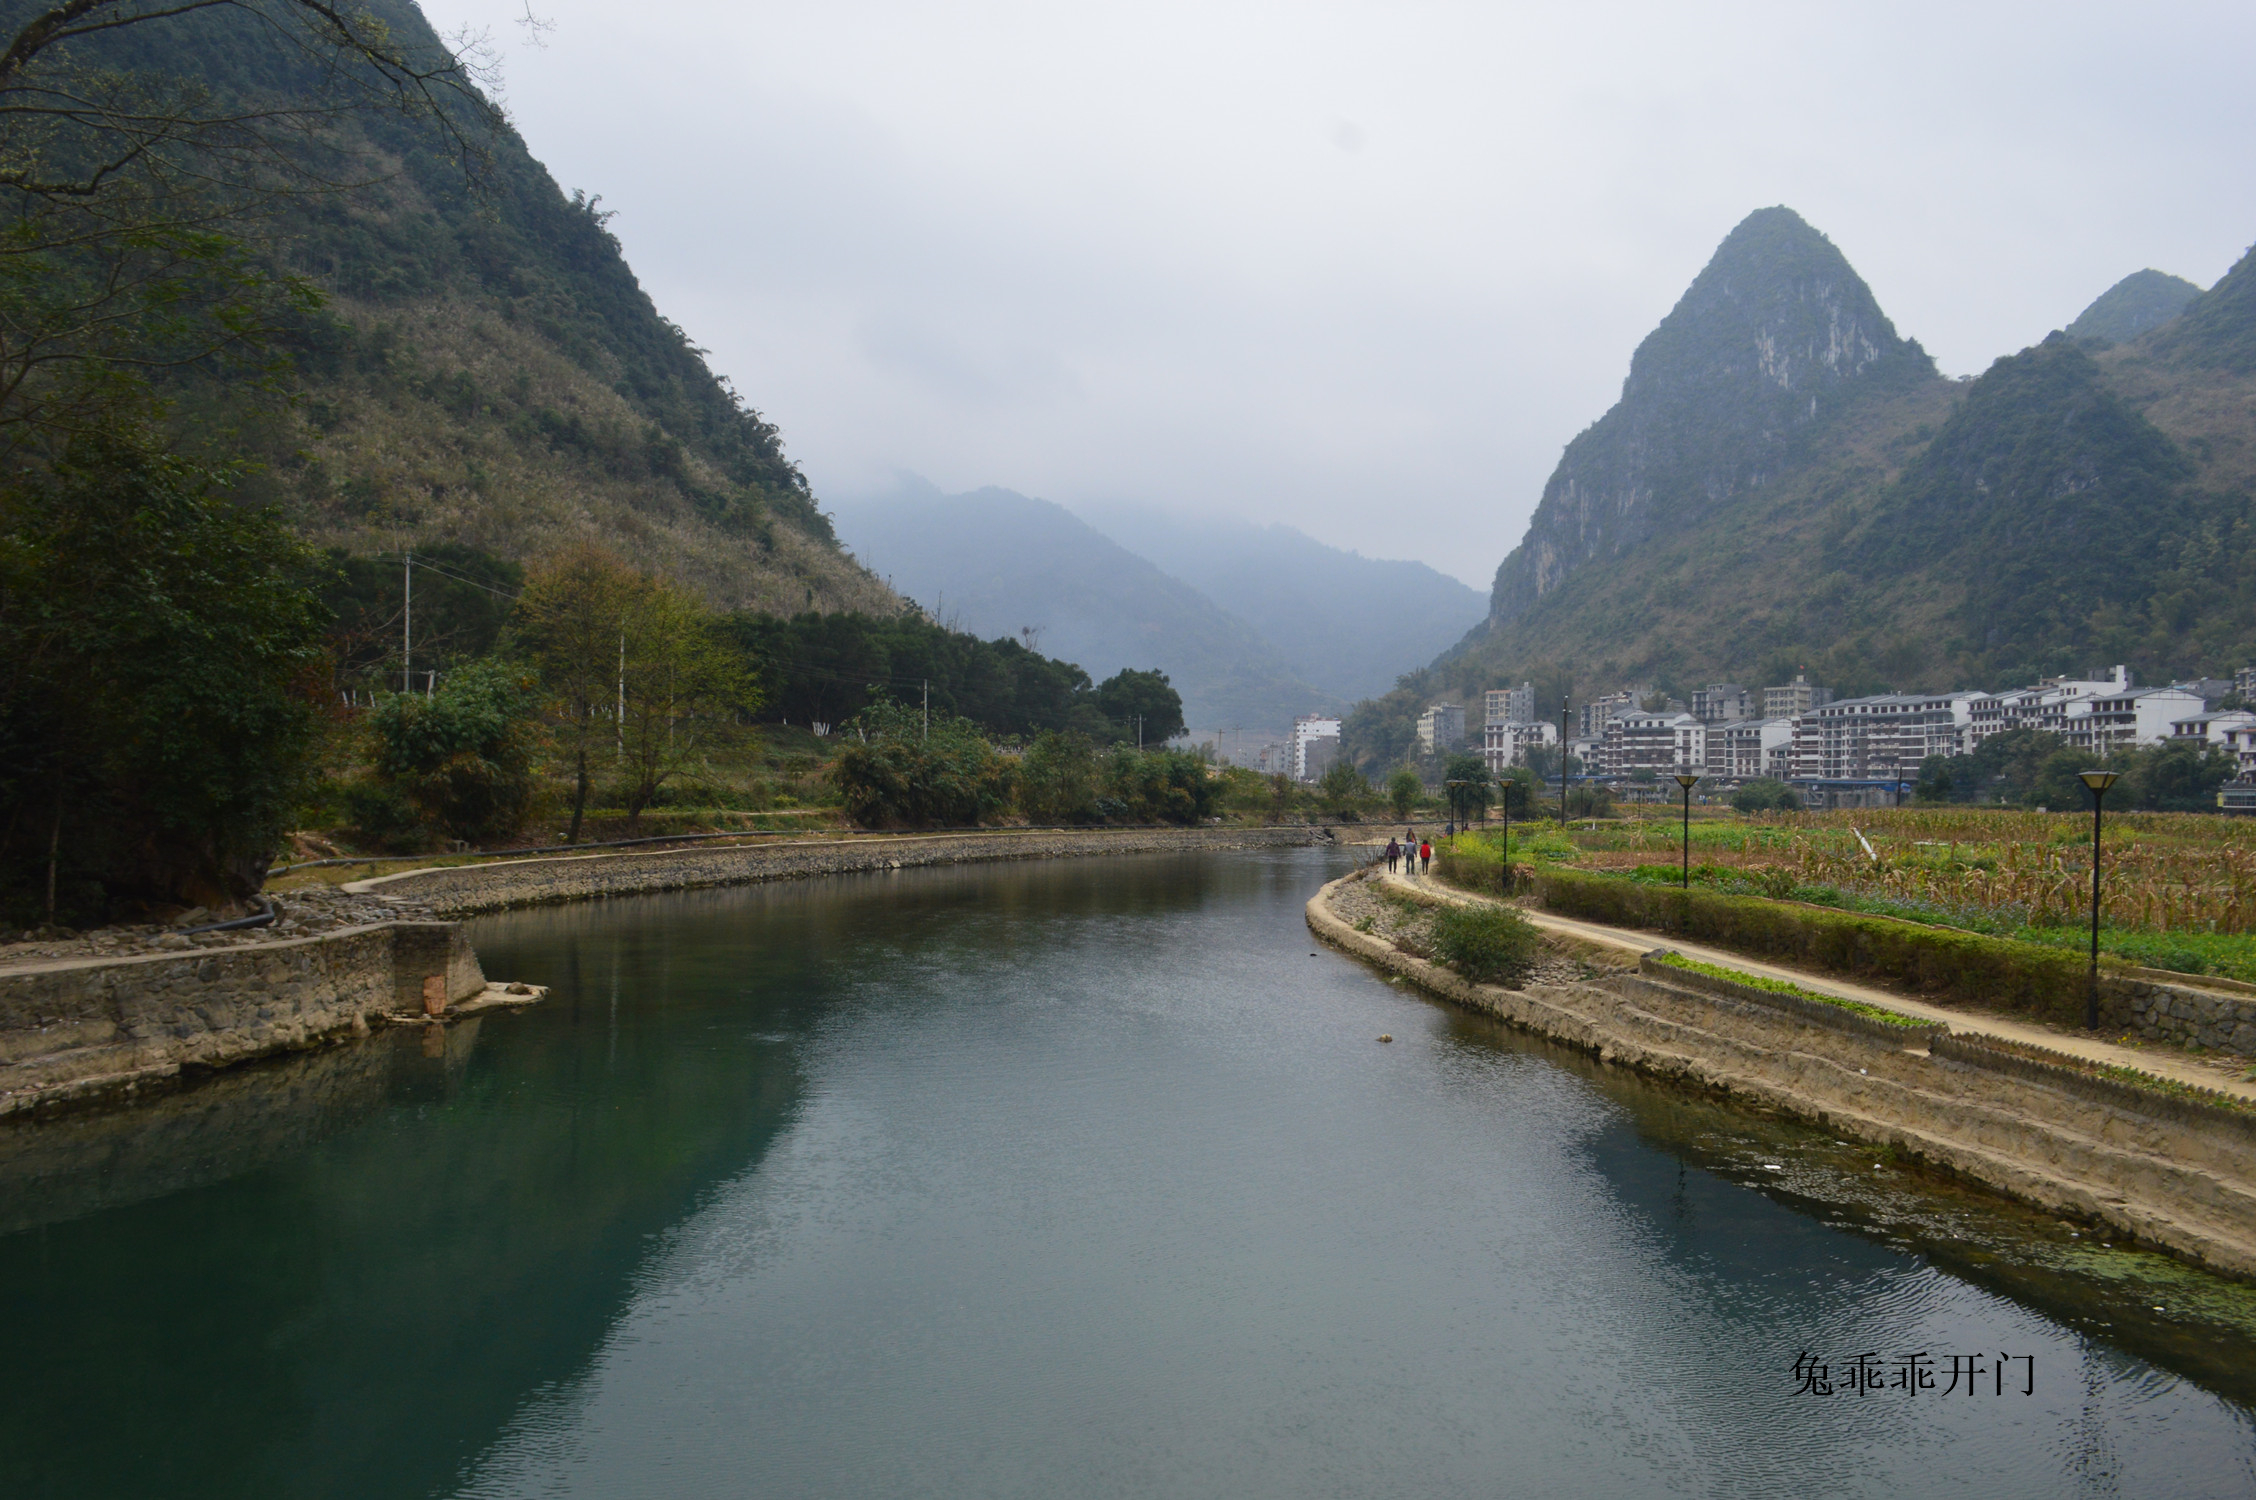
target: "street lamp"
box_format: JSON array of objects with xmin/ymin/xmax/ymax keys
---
[
  {"xmin": 2079, "ymin": 770, "xmax": 2121, "ymax": 1031},
  {"xmin": 1444, "ymin": 778, "xmax": 1467, "ymax": 840},
  {"xmin": 1674, "ymin": 773, "xmax": 1701, "ymax": 889}
]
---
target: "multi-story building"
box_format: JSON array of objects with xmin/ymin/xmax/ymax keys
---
[
  {"xmin": 1713, "ymin": 718, "xmax": 1797, "ymax": 780},
  {"xmin": 1415, "ymin": 703, "xmax": 1465, "ymax": 755},
  {"xmin": 2223, "ymin": 723, "xmax": 2256, "ymax": 778},
  {"xmin": 1690, "ymin": 684, "xmax": 1753, "ymax": 724},
  {"xmin": 1600, "ymin": 712, "xmax": 1706, "ymax": 777},
  {"xmin": 1290, "ymin": 715, "xmax": 1341, "ymax": 781},
  {"xmin": 1762, "ymin": 674, "xmax": 1833, "ymax": 720},
  {"xmin": 2171, "ymin": 710, "xmax": 2256, "ymax": 747},
  {"xmin": 2079, "ymin": 686, "xmax": 2207, "ymax": 755},
  {"xmin": 2236, "ymin": 665, "xmax": 2256, "ymax": 703},
  {"xmin": 1479, "ymin": 718, "xmax": 1558, "ymax": 775},
  {"xmin": 1578, "ymin": 689, "xmax": 1645, "ymax": 739},
  {"xmin": 1967, "ymin": 667, "xmax": 2131, "ymax": 748},
  {"xmin": 1791, "ymin": 693, "xmax": 1980, "ymax": 780},
  {"xmin": 1485, "ymin": 683, "xmax": 1537, "ymax": 726}
]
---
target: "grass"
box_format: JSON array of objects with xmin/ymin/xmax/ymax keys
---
[
  {"xmin": 1451, "ymin": 806, "xmax": 2256, "ymax": 988},
  {"xmin": 1648, "ymin": 950, "xmax": 1933, "ymax": 1029}
]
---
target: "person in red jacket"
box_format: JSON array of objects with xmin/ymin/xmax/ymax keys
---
[{"xmin": 1418, "ymin": 839, "xmax": 1432, "ymax": 874}]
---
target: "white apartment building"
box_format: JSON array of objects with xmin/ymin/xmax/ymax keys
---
[
  {"xmin": 2224, "ymin": 723, "xmax": 2256, "ymax": 777},
  {"xmin": 1290, "ymin": 715, "xmax": 1341, "ymax": 781},
  {"xmin": 2079, "ymin": 687, "xmax": 2207, "ymax": 755},
  {"xmin": 1791, "ymin": 692, "xmax": 1981, "ymax": 780},
  {"xmin": 2236, "ymin": 665, "xmax": 2256, "ymax": 702},
  {"xmin": 1966, "ymin": 667, "xmax": 2130, "ymax": 748},
  {"xmin": 1486, "ymin": 683, "xmax": 1537, "ymax": 726},
  {"xmin": 1600, "ymin": 712, "xmax": 1706, "ymax": 777},
  {"xmin": 2172, "ymin": 710, "xmax": 2256, "ymax": 747},
  {"xmin": 1713, "ymin": 718, "xmax": 1797, "ymax": 780},
  {"xmin": 1416, "ymin": 703, "xmax": 1466, "ymax": 754},
  {"xmin": 1479, "ymin": 718, "xmax": 1558, "ymax": 775}
]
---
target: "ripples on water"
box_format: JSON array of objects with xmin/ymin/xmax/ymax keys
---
[{"xmin": 2, "ymin": 849, "xmax": 2252, "ymax": 1499}]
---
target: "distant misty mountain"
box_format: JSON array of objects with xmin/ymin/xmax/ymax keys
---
[
  {"xmin": 832, "ymin": 483, "xmax": 1339, "ymax": 734},
  {"xmin": 1073, "ymin": 506, "xmax": 1487, "ymax": 704},
  {"xmin": 2065, "ymin": 269, "xmax": 2205, "ymax": 345}
]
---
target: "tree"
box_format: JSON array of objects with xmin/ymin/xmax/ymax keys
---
[
  {"xmin": 832, "ymin": 698, "xmax": 1013, "ymax": 828},
  {"xmin": 1442, "ymin": 751, "xmax": 1490, "ymax": 825},
  {"xmin": 1018, "ymin": 730, "xmax": 1101, "ymax": 823},
  {"xmin": 1317, "ymin": 758, "xmax": 1368, "ymax": 815},
  {"xmin": 513, "ymin": 546, "xmax": 640, "ymax": 842},
  {"xmin": 1387, "ymin": 768, "xmax": 1423, "ymax": 820},
  {"xmin": 1092, "ymin": 667, "xmax": 1184, "ymax": 745},
  {"xmin": 1101, "ymin": 748, "xmax": 1217, "ymax": 824},
  {"xmin": 358, "ymin": 659, "xmax": 540, "ymax": 846},
  {"xmin": 0, "ymin": 440, "xmax": 326, "ymax": 919},
  {"xmin": 614, "ymin": 580, "xmax": 757, "ymax": 824}
]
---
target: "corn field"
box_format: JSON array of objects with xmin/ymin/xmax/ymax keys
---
[{"xmin": 1566, "ymin": 807, "xmax": 2256, "ymax": 936}]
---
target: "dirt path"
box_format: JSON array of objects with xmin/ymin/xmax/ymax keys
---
[{"xmin": 1377, "ymin": 863, "xmax": 2256, "ymax": 1105}]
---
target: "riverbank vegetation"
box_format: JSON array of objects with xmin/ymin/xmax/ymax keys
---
[{"xmin": 1433, "ymin": 803, "xmax": 2256, "ymax": 989}]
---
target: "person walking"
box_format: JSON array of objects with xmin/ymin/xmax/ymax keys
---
[
  {"xmin": 1384, "ymin": 837, "xmax": 1400, "ymax": 873},
  {"xmin": 1419, "ymin": 839, "xmax": 1433, "ymax": 875}
]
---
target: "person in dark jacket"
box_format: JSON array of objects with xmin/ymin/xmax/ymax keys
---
[{"xmin": 1384, "ymin": 838, "xmax": 1400, "ymax": 873}]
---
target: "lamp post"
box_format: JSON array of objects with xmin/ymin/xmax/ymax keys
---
[
  {"xmin": 2078, "ymin": 770, "xmax": 2121, "ymax": 1031},
  {"xmin": 1444, "ymin": 779, "xmax": 1466, "ymax": 842},
  {"xmin": 1674, "ymin": 773, "xmax": 1701, "ymax": 889}
]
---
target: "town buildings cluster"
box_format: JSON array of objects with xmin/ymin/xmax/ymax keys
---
[{"xmin": 1404, "ymin": 667, "xmax": 2256, "ymax": 809}]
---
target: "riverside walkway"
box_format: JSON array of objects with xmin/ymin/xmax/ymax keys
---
[{"xmin": 1377, "ymin": 861, "xmax": 2256, "ymax": 1106}]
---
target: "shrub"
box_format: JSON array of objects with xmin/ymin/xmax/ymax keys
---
[
  {"xmin": 1530, "ymin": 866, "xmax": 2093, "ymax": 1026},
  {"xmin": 1101, "ymin": 747, "xmax": 1217, "ymax": 825},
  {"xmin": 1017, "ymin": 729, "xmax": 1101, "ymax": 823},
  {"xmin": 1431, "ymin": 902, "xmax": 1542, "ymax": 986},
  {"xmin": 1731, "ymin": 778, "xmax": 1803, "ymax": 813},
  {"xmin": 832, "ymin": 699, "xmax": 1014, "ymax": 827},
  {"xmin": 360, "ymin": 659, "xmax": 543, "ymax": 846}
]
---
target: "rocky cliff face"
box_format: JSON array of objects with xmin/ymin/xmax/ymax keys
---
[{"xmin": 1486, "ymin": 207, "xmax": 1936, "ymax": 624}]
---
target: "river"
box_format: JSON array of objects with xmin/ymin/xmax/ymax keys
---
[{"xmin": 3, "ymin": 847, "xmax": 2253, "ymax": 1497}]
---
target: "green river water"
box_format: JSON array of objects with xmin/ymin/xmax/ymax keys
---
[{"xmin": 2, "ymin": 847, "xmax": 2253, "ymax": 1497}]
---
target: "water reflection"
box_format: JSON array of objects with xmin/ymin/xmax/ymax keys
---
[{"xmin": 0, "ymin": 850, "xmax": 2250, "ymax": 1500}]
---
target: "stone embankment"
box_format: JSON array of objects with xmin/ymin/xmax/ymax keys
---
[
  {"xmin": 347, "ymin": 825, "xmax": 1333, "ymax": 917},
  {"xmin": 1, "ymin": 826, "xmax": 1332, "ymax": 1116},
  {"xmin": 1309, "ymin": 871, "xmax": 2256, "ymax": 1283},
  {"xmin": 0, "ymin": 922, "xmax": 497, "ymax": 1117}
]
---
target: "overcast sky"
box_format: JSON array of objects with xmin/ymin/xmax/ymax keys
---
[{"xmin": 435, "ymin": 0, "xmax": 2256, "ymax": 588}]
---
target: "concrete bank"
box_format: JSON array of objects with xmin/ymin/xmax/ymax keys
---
[
  {"xmin": 347, "ymin": 825, "xmax": 1335, "ymax": 917},
  {"xmin": 1308, "ymin": 872, "xmax": 2256, "ymax": 1283},
  {"xmin": 0, "ymin": 923, "xmax": 500, "ymax": 1117}
]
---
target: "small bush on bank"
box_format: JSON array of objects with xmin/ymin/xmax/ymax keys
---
[{"xmin": 1431, "ymin": 903, "xmax": 1542, "ymax": 986}]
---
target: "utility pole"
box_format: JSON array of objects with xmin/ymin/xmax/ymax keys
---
[
  {"xmin": 922, "ymin": 680, "xmax": 929, "ymax": 740},
  {"xmin": 1137, "ymin": 715, "xmax": 1143, "ymax": 751},
  {"xmin": 1560, "ymin": 693, "xmax": 1571, "ymax": 831},
  {"xmin": 617, "ymin": 631, "xmax": 625, "ymax": 761},
  {"xmin": 401, "ymin": 553, "xmax": 412, "ymax": 694}
]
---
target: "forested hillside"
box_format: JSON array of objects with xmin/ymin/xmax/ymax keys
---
[
  {"xmin": 1367, "ymin": 214, "xmax": 2256, "ymax": 765},
  {"xmin": 40, "ymin": 0, "xmax": 894, "ymax": 613}
]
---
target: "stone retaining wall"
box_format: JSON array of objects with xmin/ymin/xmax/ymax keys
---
[
  {"xmin": 1308, "ymin": 873, "xmax": 2256, "ymax": 1283},
  {"xmin": 2111, "ymin": 974, "xmax": 2256, "ymax": 1055},
  {"xmin": 0, "ymin": 923, "xmax": 485, "ymax": 1116},
  {"xmin": 351, "ymin": 826, "xmax": 1333, "ymax": 916}
]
